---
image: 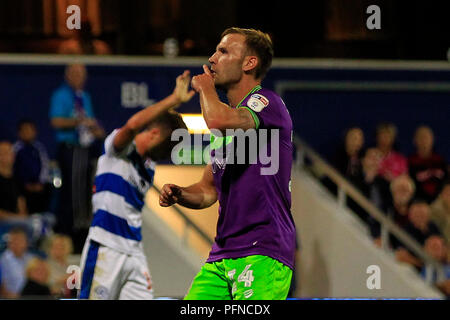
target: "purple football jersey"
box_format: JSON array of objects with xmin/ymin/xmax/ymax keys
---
[{"xmin": 207, "ymin": 86, "xmax": 296, "ymax": 269}]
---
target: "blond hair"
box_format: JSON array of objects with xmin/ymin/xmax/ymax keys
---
[{"xmin": 221, "ymin": 27, "xmax": 274, "ymax": 80}]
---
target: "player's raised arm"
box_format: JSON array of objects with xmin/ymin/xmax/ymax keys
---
[
  {"xmin": 159, "ymin": 164, "xmax": 217, "ymax": 210},
  {"xmin": 113, "ymin": 70, "xmax": 195, "ymax": 153},
  {"xmin": 191, "ymin": 65, "xmax": 255, "ymax": 133}
]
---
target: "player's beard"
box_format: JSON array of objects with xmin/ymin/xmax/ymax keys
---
[
  {"xmin": 214, "ymin": 58, "xmax": 244, "ymax": 92},
  {"xmin": 214, "ymin": 70, "xmax": 243, "ymax": 93}
]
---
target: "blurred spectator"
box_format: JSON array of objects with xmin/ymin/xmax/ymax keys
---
[
  {"xmin": 404, "ymin": 200, "xmax": 442, "ymax": 245},
  {"xmin": 409, "ymin": 126, "xmax": 448, "ymax": 203},
  {"xmin": 49, "ymin": 64, "xmax": 105, "ymax": 147},
  {"xmin": 394, "ymin": 200, "xmax": 442, "ymax": 268},
  {"xmin": 332, "ymin": 127, "xmax": 365, "ymax": 179},
  {"xmin": 0, "ymin": 141, "xmax": 53, "ymax": 245},
  {"xmin": 372, "ymin": 175, "xmax": 416, "ymax": 246},
  {"xmin": 354, "ymin": 148, "xmax": 385, "ymax": 208},
  {"xmin": 46, "ymin": 234, "xmax": 75, "ymax": 298},
  {"xmin": 326, "ymin": 128, "xmax": 366, "ymax": 217},
  {"xmin": 58, "ymin": 20, "xmax": 111, "ymax": 55},
  {"xmin": 431, "ymin": 180, "xmax": 450, "ymax": 244},
  {"xmin": 13, "ymin": 119, "xmax": 51, "ymax": 214},
  {"xmin": 388, "ymin": 175, "xmax": 416, "ymax": 229},
  {"xmin": 346, "ymin": 148, "xmax": 386, "ymax": 236},
  {"xmin": 0, "ymin": 228, "xmax": 33, "ymax": 298},
  {"xmin": 0, "ymin": 140, "xmax": 29, "ymax": 222},
  {"xmin": 20, "ymin": 257, "xmax": 52, "ymax": 299},
  {"xmin": 421, "ymin": 236, "xmax": 450, "ymax": 297},
  {"xmin": 375, "ymin": 122, "xmax": 409, "ymax": 182},
  {"xmin": 49, "ymin": 64, "xmax": 105, "ymax": 252}
]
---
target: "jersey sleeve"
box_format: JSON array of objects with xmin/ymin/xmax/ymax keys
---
[
  {"xmin": 104, "ymin": 129, "xmax": 134, "ymax": 158},
  {"xmin": 241, "ymin": 92, "xmax": 283, "ymax": 130}
]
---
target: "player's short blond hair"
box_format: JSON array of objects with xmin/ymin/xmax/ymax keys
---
[{"xmin": 221, "ymin": 27, "xmax": 274, "ymax": 80}]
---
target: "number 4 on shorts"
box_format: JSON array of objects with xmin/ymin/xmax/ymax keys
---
[{"xmin": 238, "ymin": 264, "xmax": 254, "ymax": 288}]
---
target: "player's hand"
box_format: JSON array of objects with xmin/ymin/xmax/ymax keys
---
[
  {"xmin": 159, "ymin": 184, "xmax": 183, "ymax": 207},
  {"xmin": 173, "ymin": 70, "xmax": 196, "ymax": 106},
  {"xmin": 191, "ymin": 65, "xmax": 215, "ymax": 92}
]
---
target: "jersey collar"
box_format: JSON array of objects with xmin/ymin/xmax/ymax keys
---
[{"xmin": 235, "ymin": 84, "xmax": 262, "ymax": 108}]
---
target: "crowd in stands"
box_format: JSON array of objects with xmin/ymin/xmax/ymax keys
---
[
  {"xmin": 0, "ymin": 228, "xmax": 75, "ymax": 299},
  {"xmin": 0, "ymin": 63, "xmax": 103, "ymax": 299},
  {"xmin": 0, "ymin": 123, "xmax": 80, "ymax": 299},
  {"xmin": 330, "ymin": 122, "xmax": 450, "ymax": 297},
  {"xmin": 0, "ymin": 115, "xmax": 83, "ymax": 298}
]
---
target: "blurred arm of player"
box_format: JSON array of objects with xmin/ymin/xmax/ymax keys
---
[
  {"xmin": 159, "ymin": 164, "xmax": 217, "ymax": 209},
  {"xmin": 191, "ymin": 65, "xmax": 255, "ymax": 133},
  {"xmin": 113, "ymin": 70, "xmax": 195, "ymax": 153}
]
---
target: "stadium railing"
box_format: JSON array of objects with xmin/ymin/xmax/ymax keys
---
[
  {"xmin": 149, "ymin": 136, "xmax": 445, "ymax": 287},
  {"xmin": 293, "ymin": 135, "xmax": 445, "ymax": 286}
]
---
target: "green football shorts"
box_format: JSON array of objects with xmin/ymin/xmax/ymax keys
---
[{"xmin": 184, "ymin": 255, "xmax": 292, "ymax": 300}]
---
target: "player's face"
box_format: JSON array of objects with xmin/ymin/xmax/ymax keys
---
[
  {"xmin": 208, "ymin": 34, "xmax": 247, "ymax": 90},
  {"xmin": 136, "ymin": 128, "xmax": 164, "ymax": 156},
  {"xmin": 135, "ymin": 126, "xmax": 171, "ymax": 161}
]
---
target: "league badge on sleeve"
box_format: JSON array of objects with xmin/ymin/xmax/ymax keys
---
[{"xmin": 247, "ymin": 94, "xmax": 269, "ymax": 112}]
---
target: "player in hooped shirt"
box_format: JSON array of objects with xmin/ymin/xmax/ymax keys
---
[
  {"xmin": 160, "ymin": 28, "xmax": 296, "ymax": 300},
  {"xmin": 79, "ymin": 71, "xmax": 192, "ymax": 299}
]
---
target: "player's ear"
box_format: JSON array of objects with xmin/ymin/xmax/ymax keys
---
[{"xmin": 242, "ymin": 55, "xmax": 258, "ymax": 73}]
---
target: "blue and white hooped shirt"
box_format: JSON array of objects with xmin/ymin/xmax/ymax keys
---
[{"xmin": 87, "ymin": 129, "xmax": 155, "ymax": 256}]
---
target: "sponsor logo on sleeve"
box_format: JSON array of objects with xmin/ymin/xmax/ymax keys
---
[{"xmin": 247, "ymin": 94, "xmax": 269, "ymax": 112}]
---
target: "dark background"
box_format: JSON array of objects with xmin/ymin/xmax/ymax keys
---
[
  {"xmin": 0, "ymin": 0, "xmax": 448, "ymax": 60},
  {"xmin": 0, "ymin": 0, "xmax": 448, "ymax": 162}
]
